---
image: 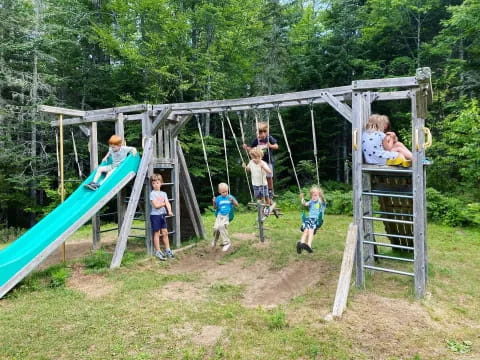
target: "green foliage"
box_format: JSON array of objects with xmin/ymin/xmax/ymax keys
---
[
  {"xmin": 426, "ymin": 188, "xmax": 480, "ymax": 227},
  {"xmin": 15, "ymin": 264, "xmax": 71, "ymax": 294},
  {"xmin": 445, "ymin": 339, "xmax": 472, "ymax": 354},
  {"xmin": 266, "ymin": 309, "xmax": 288, "ymax": 330},
  {"xmin": 83, "ymin": 249, "xmax": 111, "ymax": 270},
  {"xmin": 325, "ymin": 190, "xmax": 354, "ymax": 216}
]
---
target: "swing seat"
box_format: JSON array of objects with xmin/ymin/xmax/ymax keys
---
[{"xmin": 300, "ymin": 203, "xmax": 326, "ymax": 234}]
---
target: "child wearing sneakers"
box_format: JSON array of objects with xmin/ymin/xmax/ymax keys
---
[
  {"xmin": 297, "ymin": 185, "xmax": 326, "ymax": 254},
  {"xmin": 85, "ymin": 134, "xmax": 137, "ymax": 190},
  {"xmin": 150, "ymin": 174, "xmax": 174, "ymax": 260},
  {"xmin": 212, "ymin": 183, "xmax": 238, "ymax": 252},
  {"xmin": 362, "ymin": 114, "xmax": 412, "ymax": 167},
  {"xmin": 243, "ymin": 147, "xmax": 273, "ymax": 218}
]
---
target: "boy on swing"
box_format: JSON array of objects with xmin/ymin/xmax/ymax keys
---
[
  {"xmin": 212, "ymin": 183, "xmax": 239, "ymax": 252},
  {"xmin": 297, "ymin": 185, "xmax": 326, "ymax": 254},
  {"xmin": 242, "ymin": 121, "xmax": 278, "ymax": 210}
]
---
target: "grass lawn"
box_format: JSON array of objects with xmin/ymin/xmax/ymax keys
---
[{"xmin": 0, "ymin": 211, "xmax": 478, "ymax": 360}]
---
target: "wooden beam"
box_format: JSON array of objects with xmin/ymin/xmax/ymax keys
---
[
  {"xmin": 151, "ymin": 106, "xmax": 172, "ymax": 134},
  {"xmin": 371, "ymin": 91, "xmax": 410, "ymax": 102},
  {"xmin": 352, "ymin": 77, "xmax": 418, "ymax": 90},
  {"xmin": 330, "ymin": 223, "xmax": 358, "ymax": 318},
  {"xmin": 84, "ymin": 104, "xmax": 148, "ymax": 116},
  {"xmin": 110, "ymin": 138, "xmax": 154, "ymax": 268},
  {"xmin": 39, "ymin": 105, "xmax": 85, "ymax": 117},
  {"xmin": 170, "ymin": 114, "xmax": 192, "ymax": 138},
  {"xmin": 79, "ymin": 125, "xmax": 90, "ymax": 137},
  {"xmin": 153, "ymin": 85, "xmax": 352, "ymax": 114},
  {"xmin": 320, "ymin": 91, "xmax": 352, "ymax": 122}
]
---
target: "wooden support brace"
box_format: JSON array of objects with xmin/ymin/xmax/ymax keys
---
[
  {"xmin": 170, "ymin": 114, "xmax": 192, "ymax": 138},
  {"xmin": 110, "ymin": 138, "xmax": 154, "ymax": 268},
  {"xmin": 320, "ymin": 92, "xmax": 352, "ymax": 122},
  {"xmin": 151, "ymin": 105, "xmax": 172, "ymax": 134},
  {"xmin": 329, "ymin": 223, "xmax": 358, "ymax": 319}
]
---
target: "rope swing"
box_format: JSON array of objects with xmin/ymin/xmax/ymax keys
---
[
  {"xmin": 310, "ymin": 101, "xmax": 321, "ymax": 186},
  {"xmin": 276, "ymin": 106, "xmax": 302, "ymax": 192},
  {"xmin": 220, "ymin": 114, "xmax": 230, "ymax": 189},
  {"xmin": 196, "ymin": 114, "xmax": 215, "ymax": 197}
]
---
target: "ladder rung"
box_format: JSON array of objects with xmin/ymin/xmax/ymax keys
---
[
  {"xmin": 130, "ymin": 227, "xmax": 145, "ymax": 230},
  {"xmin": 363, "ymin": 240, "xmax": 414, "ymax": 251},
  {"xmin": 162, "ymin": 183, "xmax": 174, "ymax": 185},
  {"xmin": 363, "ymin": 216, "xmax": 414, "ymax": 225},
  {"xmin": 369, "ymin": 232, "xmax": 414, "ymax": 240},
  {"xmin": 373, "ymin": 210, "xmax": 413, "ymax": 217},
  {"xmin": 362, "ymin": 191, "xmax": 413, "ymax": 199},
  {"xmin": 100, "ymin": 227, "xmax": 118, "ymax": 233},
  {"xmin": 167, "ymin": 231, "xmax": 176, "ymax": 235},
  {"xmin": 364, "ymin": 265, "xmax": 414, "ymax": 277},
  {"xmin": 128, "ymin": 235, "xmax": 146, "ymax": 239},
  {"xmin": 373, "ymin": 254, "xmax": 414, "ymax": 262}
]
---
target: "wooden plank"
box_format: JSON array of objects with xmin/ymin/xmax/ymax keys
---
[
  {"xmin": 352, "ymin": 77, "xmax": 418, "ymax": 90},
  {"xmin": 50, "ymin": 110, "xmax": 147, "ymax": 127},
  {"xmin": 177, "ymin": 143, "xmax": 205, "ymax": 238},
  {"xmin": 84, "ymin": 104, "xmax": 148, "ymax": 116},
  {"xmin": 151, "ymin": 105, "xmax": 172, "ymax": 134},
  {"xmin": 331, "ymin": 223, "xmax": 358, "ymax": 318},
  {"xmin": 170, "ymin": 114, "xmax": 192, "ymax": 138},
  {"xmin": 110, "ymin": 138, "xmax": 154, "ymax": 268},
  {"xmin": 79, "ymin": 125, "xmax": 90, "ymax": 137},
  {"xmin": 411, "ymin": 90, "xmax": 427, "ymax": 298},
  {"xmin": 116, "ymin": 114, "xmax": 126, "ymax": 230},
  {"xmin": 372, "ymin": 91, "xmax": 411, "ymax": 101},
  {"xmin": 0, "ymin": 172, "xmax": 136, "ymax": 299},
  {"xmin": 352, "ymin": 91, "xmax": 366, "ymax": 288},
  {"xmin": 89, "ymin": 122, "xmax": 101, "ymax": 249},
  {"xmin": 320, "ymin": 91, "xmax": 352, "ymax": 122},
  {"xmin": 173, "ymin": 138, "xmax": 181, "ymax": 247},
  {"xmin": 152, "ymin": 85, "xmax": 352, "ymax": 114},
  {"xmin": 39, "ymin": 105, "xmax": 86, "ymax": 117}
]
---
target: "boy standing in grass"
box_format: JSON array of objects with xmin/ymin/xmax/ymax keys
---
[
  {"xmin": 150, "ymin": 174, "xmax": 174, "ymax": 261},
  {"xmin": 212, "ymin": 183, "xmax": 238, "ymax": 252},
  {"xmin": 85, "ymin": 134, "xmax": 137, "ymax": 190}
]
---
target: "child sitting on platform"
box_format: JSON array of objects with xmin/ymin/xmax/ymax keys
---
[
  {"xmin": 362, "ymin": 114, "xmax": 412, "ymax": 167},
  {"xmin": 85, "ymin": 134, "xmax": 137, "ymax": 190},
  {"xmin": 297, "ymin": 185, "xmax": 326, "ymax": 254}
]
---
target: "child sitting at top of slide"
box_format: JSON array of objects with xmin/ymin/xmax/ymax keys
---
[{"xmin": 362, "ymin": 114, "xmax": 412, "ymax": 167}]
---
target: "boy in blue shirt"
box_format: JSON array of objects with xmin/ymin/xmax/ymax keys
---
[{"xmin": 212, "ymin": 183, "xmax": 238, "ymax": 252}]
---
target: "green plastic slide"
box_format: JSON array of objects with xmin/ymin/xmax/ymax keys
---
[{"xmin": 0, "ymin": 154, "xmax": 140, "ymax": 298}]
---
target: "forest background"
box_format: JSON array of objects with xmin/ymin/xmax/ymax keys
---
[{"xmin": 0, "ymin": 0, "xmax": 479, "ymax": 232}]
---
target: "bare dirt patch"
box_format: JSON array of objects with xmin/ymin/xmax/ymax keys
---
[
  {"xmin": 67, "ymin": 264, "xmax": 114, "ymax": 298},
  {"xmin": 153, "ymin": 281, "xmax": 205, "ymax": 302},
  {"xmin": 193, "ymin": 325, "xmax": 224, "ymax": 346}
]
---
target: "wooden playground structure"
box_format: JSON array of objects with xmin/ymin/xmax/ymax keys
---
[{"xmin": 40, "ymin": 67, "xmax": 433, "ymax": 303}]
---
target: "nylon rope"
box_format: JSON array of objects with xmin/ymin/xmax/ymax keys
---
[
  {"xmin": 224, "ymin": 111, "xmax": 253, "ymax": 201},
  {"xmin": 71, "ymin": 128, "xmax": 83, "ymax": 178},
  {"xmin": 276, "ymin": 108, "xmax": 302, "ymax": 192},
  {"xmin": 220, "ymin": 115, "xmax": 230, "ymax": 189},
  {"xmin": 310, "ymin": 103, "xmax": 320, "ymax": 185},
  {"xmin": 196, "ymin": 115, "xmax": 215, "ymax": 197},
  {"xmin": 55, "ymin": 129, "xmax": 60, "ymax": 177}
]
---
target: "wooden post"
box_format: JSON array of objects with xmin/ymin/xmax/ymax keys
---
[
  {"xmin": 411, "ymin": 90, "xmax": 427, "ymax": 298},
  {"xmin": 258, "ymin": 202, "xmax": 265, "ymax": 242},
  {"xmin": 89, "ymin": 122, "xmax": 100, "ymax": 249},
  {"xmin": 173, "ymin": 137, "xmax": 181, "ymax": 247},
  {"xmin": 330, "ymin": 223, "xmax": 358, "ymax": 318},
  {"xmin": 352, "ymin": 91, "xmax": 365, "ymax": 288},
  {"xmin": 116, "ymin": 113, "xmax": 126, "ymax": 231},
  {"xmin": 58, "ymin": 114, "xmax": 66, "ymax": 262}
]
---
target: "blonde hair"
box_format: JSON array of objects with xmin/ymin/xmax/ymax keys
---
[
  {"xmin": 257, "ymin": 122, "xmax": 268, "ymax": 133},
  {"xmin": 108, "ymin": 134, "xmax": 123, "ymax": 146},
  {"xmin": 151, "ymin": 174, "xmax": 163, "ymax": 184},
  {"xmin": 218, "ymin": 182, "xmax": 229, "ymax": 192},
  {"xmin": 249, "ymin": 147, "xmax": 263, "ymax": 159},
  {"xmin": 310, "ymin": 185, "xmax": 326, "ymax": 203},
  {"xmin": 366, "ymin": 114, "xmax": 390, "ymax": 132}
]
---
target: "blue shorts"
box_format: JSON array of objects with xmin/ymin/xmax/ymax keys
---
[
  {"xmin": 150, "ymin": 214, "xmax": 167, "ymax": 232},
  {"xmin": 253, "ymin": 185, "xmax": 269, "ymax": 199},
  {"xmin": 303, "ymin": 217, "xmax": 318, "ymax": 230}
]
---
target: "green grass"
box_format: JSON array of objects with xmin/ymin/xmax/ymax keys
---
[{"xmin": 0, "ymin": 212, "xmax": 479, "ymax": 360}]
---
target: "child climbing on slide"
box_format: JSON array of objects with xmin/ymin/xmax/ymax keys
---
[
  {"xmin": 362, "ymin": 114, "xmax": 412, "ymax": 167},
  {"xmin": 297, "ymin": 185, "xmax": 326, "ymax": 254},
  {"xmin": 85, "ymin": 134, "xmax": 137, "ymax": 190}
]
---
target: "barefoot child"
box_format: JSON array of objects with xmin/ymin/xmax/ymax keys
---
[{"xmin": 297, "ymin": 185, "xmax": 326, "ymax": 254}]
